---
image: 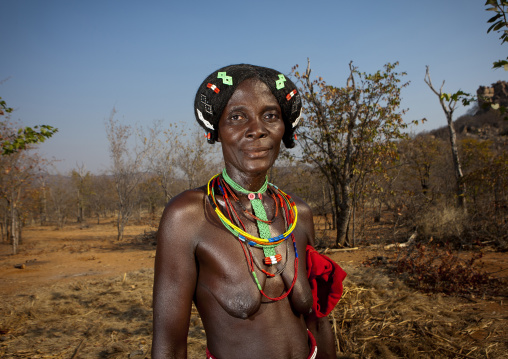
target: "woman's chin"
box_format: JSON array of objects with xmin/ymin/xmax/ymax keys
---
[{"xmin": 237, "ymin": 159, "xmax": 274, "ymax": 175}]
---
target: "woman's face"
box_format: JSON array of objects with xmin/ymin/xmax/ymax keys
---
[{"xmin": 218, "ymin": 78, "xmax": 285, "ymax": 177}]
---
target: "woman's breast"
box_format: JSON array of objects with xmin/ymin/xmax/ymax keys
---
[
  {"xmin": 194, "ymin": 218, "xmax": 313, "ymax": 319},
  {"xmin": 194, "ymin": 235, "xmax": 263, "ymax": 318},
  {"xmin": 195, "ymin": 248, "xmax": 313, "ymax": 319},
  {"xmin": 196, "ymin": 277, "xmax": 261, "ymax": 319}
]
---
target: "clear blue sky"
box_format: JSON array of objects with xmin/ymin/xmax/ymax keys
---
[{"xmin": 1, "ymin": 0, "xmax": 506, "ymax": 173}]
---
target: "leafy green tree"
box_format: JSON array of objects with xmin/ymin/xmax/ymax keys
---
[
  {"xmin": 1, "ymin": 125, "xmax": 58, "ymax": 155},
  {"xmin": 1, "ymin": 96, "xmax": 58, "ymax": 155},
  {"xmin": 0, "ymin": 96, "xmax": 13, "ymax": 116},
  {"xmin": 0, "ymin": 135, "xmax": 42, "ymax": 253},
  {"xmin": 292, "ymin": 60, "xmax": 416, "ymax": 247},
  {"xmin": 0, "ymin": 97, "xmax": 57, "ymax": 253},
  {"xmin": 486, "ymin": 0, "xmax": 508, "ymax": 69}
]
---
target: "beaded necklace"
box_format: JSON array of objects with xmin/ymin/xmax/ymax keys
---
[
  {"xmin": 206, "ymin": 171, "xmax": 299, "ymax": 301},
  {"xmin": 206, "ymin": 173, "xmax": 298, "ymax": 246}
]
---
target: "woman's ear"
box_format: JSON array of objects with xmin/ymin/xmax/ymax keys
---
[{"xmin": 216, "ymin": 130, "xmax": 221, "ymax": 143}]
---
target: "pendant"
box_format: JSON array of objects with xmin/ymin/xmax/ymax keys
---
[{"xmin": 264, "ymin": 254, "xmax": 282, "ymax": 265}]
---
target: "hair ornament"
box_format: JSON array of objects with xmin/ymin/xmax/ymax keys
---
[
  {"xmin": 196, "ymin": 109, "xmax": 215, "ymax": 130},
  {"xmin": 217, "ymin": 72, "xmax": 233, "ymax": 85},
  {"xmin": 200, "ymin": 94, "xmax": 213, "ymax": 114},
  {"xmin": 286, "ymin": 89, "xmax": 297, "ymax": 101},
  {"xmin": 276, "ymin": 74, "xmax": 286, "ymax": 90},
  {"xmin": 194, "ymin": 64, "xmax": 302, "ymax": 148},
  {"xmin": 207, "ymin": 83, "xmax": 220, "ymax": 93},
  {"xmin": 291, "ymin": 94, "xmax": 301, "ymax": 114},
  {"xmin": 292, "ymin": 108, "xmax": 302, "ymax": 128}
]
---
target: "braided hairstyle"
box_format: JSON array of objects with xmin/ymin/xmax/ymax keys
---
[{"xmin": 194, "ymin": 64, "xmax": 302, "ymax": 148}]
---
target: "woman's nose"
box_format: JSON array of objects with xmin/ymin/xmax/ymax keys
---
[{"xmin": 246, "ymin": 117, "xmax": 268, "ymax": 138}]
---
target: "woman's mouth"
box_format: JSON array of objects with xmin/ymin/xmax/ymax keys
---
[{"xmin": 244, "ymin": 147, "xmax": 270, "ymax": 158}]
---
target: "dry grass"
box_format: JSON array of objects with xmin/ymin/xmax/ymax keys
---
[
  {"xmin": 1, "ymin": 270, "xmax": 155, "ymax": 358},
  {"xmin": 332, "ymin": 264, "xmax": 507, "ymax": 358},
  {"xmin": 1, "ymin": 264, "xmax": 506, "ymax": 358},
  {"xmin": 1, "ymin": 217, "xmax": 506, "ymax": 358}
]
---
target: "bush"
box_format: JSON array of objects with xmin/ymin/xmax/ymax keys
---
[
  {"xmin": 415, "ymin": 204, "xmax": 468, "ymax": 243},
  {"xmin": 366, "ymin": 243, "xmax": 501, "ymax": 297}
]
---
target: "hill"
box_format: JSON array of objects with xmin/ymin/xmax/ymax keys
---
[{"xmin": 427, "ymin": 81, "xmax": 508, "ymax": 144}]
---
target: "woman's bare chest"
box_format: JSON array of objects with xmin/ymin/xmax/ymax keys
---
[{"xmin": 194, "ymin": 219, "xmax": 312, "ymax": 319}]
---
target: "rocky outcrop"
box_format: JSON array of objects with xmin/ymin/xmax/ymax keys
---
[{"xmin": 477, "ymin": 80, "xmax": 508, "ymax": 109}]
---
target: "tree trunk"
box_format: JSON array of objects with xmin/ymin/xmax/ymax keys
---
[
  {"xmin": 424, "ymin": 67, "xmax": 467, "ymax": 212},
  {"xmin": 328, "ymin": 184, "xmax": 336, "ymax": 230},
  {"xmin": 117, "ymin": 207, "xmax": 128, "ymax": 241},
  {"xmin": 446, "ymin": 113, "xmax": 467, "ymax": 211},
  {"xmin": 335, "ymin": 203, "xmax": 352, "ymax": 247},
  {"xmin": 17, "ymin": 213, "xmax": 22, "ymax": 245},
  {"xmin": 333, "ymin": 182, "xmax": 352, "ymax": 247},
  {"xmin": 41, "ymin": 186, "xmax": 47, "ymax": 225},
  {"xmin": 351, "ymin": 196, "xmax": 356, "ymax": 248},
  {"xmin": 11, "ymin": 200, "xmax": 18, "ymax": 255},
  {"xmin": 117, "ymin": 222, "xmax": 125, "ymax": 241}
]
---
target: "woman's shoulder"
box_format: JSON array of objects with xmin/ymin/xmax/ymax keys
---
[
  {"xmin": 285, "ymin": 190, "xmax": 313, "ymax": 220},
  {"xmin": 159, "ymin": 186, "xmax": 207, "ymax": 225},
  {"xmin": 156, "ymin": 186, "xmax": 209, "ymax": 250}
]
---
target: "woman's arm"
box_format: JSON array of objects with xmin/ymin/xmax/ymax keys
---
[
  {"xmin": 305, "ymin": 312, "xmax": 336, "ymax": 359},
  {"xmin": 296, "ymin": 198, "xmax": 337, "ymax": 359},
  {"xmin": 152, "ymin": 193, "xmax": 200, "ymax": 359}
]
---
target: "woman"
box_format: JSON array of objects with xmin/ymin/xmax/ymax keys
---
[{"xmin": 152, "ymin": 64, "xmax": 346, "ymax": 359}]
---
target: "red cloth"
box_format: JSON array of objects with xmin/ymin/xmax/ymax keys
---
[{"xmin": 306, "ymin": 245, "xmax": 347, "ymax": 318}]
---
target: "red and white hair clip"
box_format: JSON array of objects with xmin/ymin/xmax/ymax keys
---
[
  {"xmin": 286, "ymin": 89, "xmax": 297, "ymax": 101},
  {"xmin": 207, "ymin": 83, "xmax": 220, "ymax": 94}
]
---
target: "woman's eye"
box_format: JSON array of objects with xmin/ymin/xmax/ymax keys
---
[
  {"xmin": 231, "ymin": 114, "xmax": 244, "ymax": 121},
  {"xmin": 265, "ymin": 113, "xmax": 279, "ymax": 121}
]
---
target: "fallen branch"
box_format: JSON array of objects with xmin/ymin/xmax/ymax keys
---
[
  {"xmin": 384, "ymin": 231, "xmax": 417, "ymax": 250},
  {"xmin": 323, "ymin": 247, "xmax": 359, "ymax": 253}
]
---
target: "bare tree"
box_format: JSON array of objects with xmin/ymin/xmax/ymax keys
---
[
  {"xmin": 105, "ymin": 108, "xmax": 154, "ymax": 241},
  {"xmin": 146, "ymin": 122, "xmax": 182, "ymax": 202},
  {"xmin": 89, "ymin": 173, "xmax": 115, "ymax": 224},
  {"xmin": 176, "ymin": 128, "xmax": 222, "ymax": 190},
  {"xmin": 71, "ymin": 162, "xmax": 91, "ymax": 223},
  {"xmin": 424, "ymin": 66, "xmax": 467, "ymax": 211},
  {"xmin": 0, "ymin": 150, "xmax": 41, "ymax": 253},
  {"xmin": 47, "ymin": 174, "xmax": 74, "ymax": 229}
]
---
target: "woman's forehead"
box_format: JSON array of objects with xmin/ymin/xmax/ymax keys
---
[{"xmin": 227, "ymin": 78, "xmax": 279, "ymax": 106}]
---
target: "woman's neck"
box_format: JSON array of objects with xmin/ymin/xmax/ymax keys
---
[{"xmin": 223, "ymin": 166, "xmax": 268, "ymax": 192}]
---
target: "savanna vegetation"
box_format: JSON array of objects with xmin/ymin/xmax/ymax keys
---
[
  {"xmin": 0, "ymin": 3, "xmax": 506, "ymax": 357},
  {"xmin": 1, "ymin": 63, "xmax": 507, "ymax": 357}
]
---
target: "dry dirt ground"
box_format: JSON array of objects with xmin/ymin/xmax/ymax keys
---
[{"xmin": 0, "ymin": 219, "xmax": 507, "ymax": 358}]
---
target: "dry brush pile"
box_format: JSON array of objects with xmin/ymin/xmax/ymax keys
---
[{"xmin": 332, "ymin": 264, "xmax": 507, "ymax": 358}]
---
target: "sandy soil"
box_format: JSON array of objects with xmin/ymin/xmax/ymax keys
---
[
  {"xmin": 0, "ymin": 221, "xmax": 382, "ymax": 297},
  {"xmin": 0, "ymin": 222, "xmax": 157, "ymax": 295}
]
